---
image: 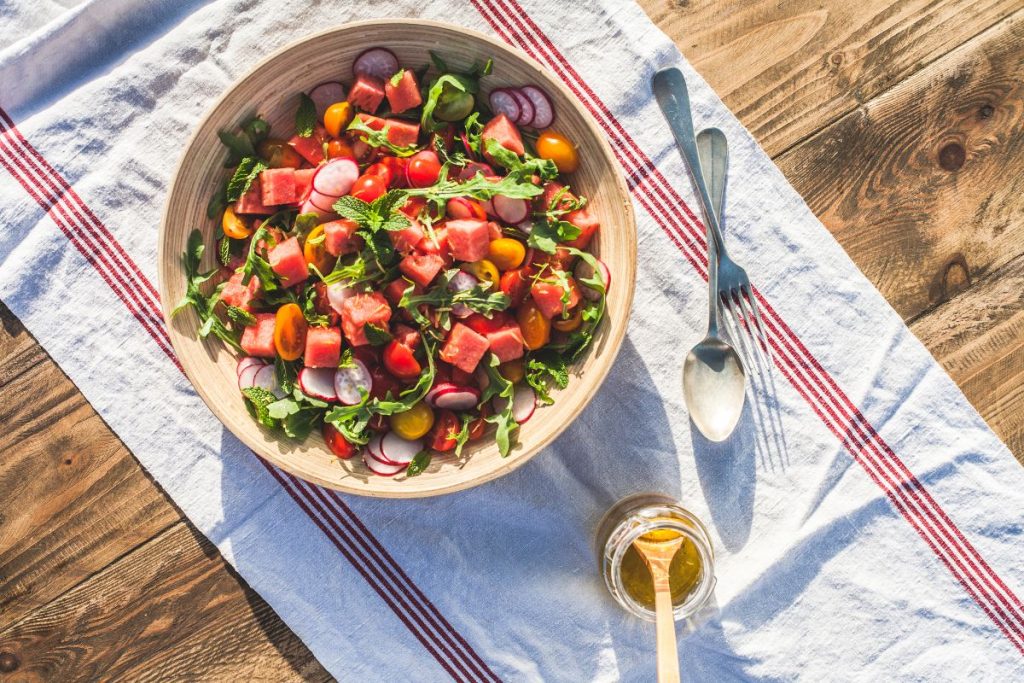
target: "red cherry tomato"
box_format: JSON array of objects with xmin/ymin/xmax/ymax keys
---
[
  {"xmin": 379, "ymin": 157, "xmax": 408, "ymax": 188},
  {"xmin": 364, "ymin": 162, "xmax": 392, "ymax": 187},
  {"xmin": 383, "ymin": 340, "xmax": 422, "ymax": 380},
  {"xmin": 406, "ymin": 150, "xmax": 442, "ymax": 188},
  {"xmin": 429, "ymin": 409, "xmax": 460, "ymax": 452},
  {"xmin": 369, "ymin": 365, "xmax": 401, "ymax": 401},
  {"xmin": 463, "ymin": 312, "xmax": 513, "ymax": 336},
  {"xmin": 400, "ymin": 195, "xmax": 427, "ymax": 218},
  {"xmin": 500, "ymin": 268, "xmax": 532, "ymax": 304},
  {"xmin": 468, "ymin": 405, "xmax": 490, "ymax": 441},
  {"xmin": 351, "ymin": 174, "xmax": 387, "ymax": 202},
  {"xmin": 323, "ymin": 423, "xmax": 357, "ymax": 459}
]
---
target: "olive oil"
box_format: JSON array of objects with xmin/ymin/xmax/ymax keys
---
[{"xmin": 620, "ymin": 534, "xmax": 702, "ymax": 609}]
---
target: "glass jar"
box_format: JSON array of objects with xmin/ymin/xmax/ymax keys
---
[{"xmin": 596, "ymin": 493, "xmax": 716, "ymax": 622}]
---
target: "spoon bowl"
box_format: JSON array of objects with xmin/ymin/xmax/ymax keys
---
[{"xmin": 683, "ymin": 336, "xmax": 746, "ymax": 441}]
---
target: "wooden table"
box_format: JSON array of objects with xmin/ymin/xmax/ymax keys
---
[{"xmin": 1, "ymin": 2, "xmax": 1021, "ymax": 679}]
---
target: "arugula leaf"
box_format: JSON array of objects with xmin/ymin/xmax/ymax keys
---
[
  {"xmin": 404, "ymin": 171, "xmax": 542, "ymax": 214},
  {"xmin": 239, "ymin": 226, "xmax": 279, "ymax": 291},
  {"xmin": 300, "ymin": 284, "xmax": 330, "ymax": 327},
  {"xmin": 525, "ymin": 349, "xmax": 569, "ymax": 405},
  {"xmin": 226, "ymin": 157, "xmax": 267, "ymax": 201},
  {"xmin": 364, "ymin": 322, "xmax": 393, "ymax": 347},
  {"xmin": 399, "ymin": 270, "xmax": 510, "ymax": 331},
  {"xmin": 483, "ymin": 138, "xmax": 558, "ymax": 181},
  {"xmin": 346, "ymin": 117, "xmax": 420, "ymax": 157},
  {"xmin": 173, "ymin": 230, "xmax": 243, "ymax": 353},
  {"xmin": 295, "ymin": 93, "xmax": 317, "ymax": 138},
  {"xmin": 338, "ymin": 347, "xmax": 355, "ymax": 369},
  {"xmin": 548, "ymin": 247, "xmax": 607, "ymax": 361},
  {"xmin": 241, "ymin": 387, "xmax": 277, "ymax": 428},
  {"xmin": 527, "ymin": 218, "xmax": 581, "ymax": 254},
  {"xmin": 389, "ymin": 69, "xmax": 406, "ymax": 87},
  {"xmin": 405, "ymin": 450, "xmax": 432, "ymax": 477},
  {"xmin": 463, "ymin": 112, "xmax": 483, "ymax": 154},
  {"xmin": 429, "ymin": 50, "xmax": 449, "ymax": 73},
  {"xmin": 421, "ymin": 74, "xmax": 469, "ymax": 132},
  {"xmin": 225, "ymin": 305, "xmax": 257, "ymax": 326},
  {"xmin": 293, "ymin": 212, "xmax": 320, "ymax": 240},
  {"xmin": 480, "ymin": 354, "xmax": 517, "ymax": 457},
  {"xmin": 275, "ymin": 356, "xmax": 299, "ymax": 395},
  {"xmin": 452, "ymin": 412, "xmax": 474, "ymax": 457}
]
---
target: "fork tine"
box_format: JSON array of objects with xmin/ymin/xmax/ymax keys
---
[{"xmin": 740, "ymin": 285, "xmax": 772, "ymax": 364}]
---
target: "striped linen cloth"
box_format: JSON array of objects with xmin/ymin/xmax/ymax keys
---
[{"xmin": 2, "ymin": 0, "xmax": 1023, "ymax": 680}]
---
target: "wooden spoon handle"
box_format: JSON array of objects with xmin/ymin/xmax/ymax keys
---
[{"xmin": 652, "ymin": 572, "xmax": 681, "ymax": 683}]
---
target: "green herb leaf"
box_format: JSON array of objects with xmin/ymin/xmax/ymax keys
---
[
  {"xmin": 225, "ymin": 305, "xmax": 257, "ymax": 326},
  {"xmin": 389, "ymin": 69, "xmax": 406, "ymax": 87},
  {"xmin": 333, "ymin": 190, "xmax": 411, "ymax": 234},
  {"xmin": 300, "ymin": 283, "xmax": 330, "ymax": 327},
  {"xmin": 364, "ymin": 322, "xmax": 393, "ymax": 347},
  {"xmin": 405, "ymin": 450, "xmax": 432, "ymax": 477},
  {"xmin": 421, "ymin": 74, "xmax": 468, "ymax": 132},
  {"xmin": 275, "ymin": 356, "xmax": 299, "ymax": 395},
  {"xmin": 218, "ymin": 130, "xmax": 256, "ymax": 167},
  {"xmin": 399, "ymin": 269, "xmax": 510, "ymax": 331},
  {"xmin": 239, "ymin": 226, "xmax": 279, "ymax": 291},
  {"xmin": 217, "ymin": 234, "xmax": 232, "ymax": 267},
  {"xmin": 527, "ymin": 219, "xmax": 581, "ymax": 254},
  {"xmin": 525, "ymin": 349, "xmax": 568, "ymax": 405},
  {"xmin": 453, "ymin": 412, "xmax": 474, "ymax": 457},
  {"xmin": 463, "ymin": 112, "xmax": 483, "ymax": 154},
  {"xmin": 242, "ymin": 116, "xmax": 270, "ymax": 145},
  {"xmin": 483, "ymin": 138, "xmax": 558, "ymax": 181},
  {"xmin": 293, "ymin": 212, "xmax": 320, "ymax": 240},
  {"xmin": 295, "ymin": 93, "xmax": 317, "ymax": 138},
  {"xmin": 346, "ymin": 117, "xmax": 420, "ymax": 157},
  {"xmin": 429, "ymin": 51, "xmax": 449, "ymax": 73},
  {"xmin": 226, "ymin": 157, "xmax": 267, "ymax": 202},
  {"xmin": 173, "ymin": 229, "xmax": 243, "ymax": 353},
  {"xmin": 207, "ymin": 184, "xmax": 229, "ymax": 219},
  {"xmin": 404, "ymin": 171, "xmax": 542, "ymax": 215},
  {"xmin": 480, "ymin": 354, "xmax": 518, "ymax": 457},
  {"xmin": 241, "ymin": 386, "xmax": 278, "ymax": 428}
]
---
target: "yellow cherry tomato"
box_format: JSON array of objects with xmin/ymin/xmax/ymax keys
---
[
  {"xmin": 303, "ymin": 225, "xmax": 336, "ymax": 274},
  {"xmin": 324, "ymin": 102, "xmax": 354, "ymax": 139},
  {"xmin": 464, "ymin": 259, "xmax": 500, "ymax": 290},
  {"xmin": 257, "ymin": 138, "xmax": 304, "ymax": 169},
  {"xmin": 535, "ymin": 129, "xmax": 579, "ymax": 173},
  {"xmin": 390, "ymin": 401, "xmax": 435, "ymax": 440},
  {"xmin": 487, "ymin": 238, "xmax": 526, "ymax": 271},
  {"xmin": 274, "ymin": 303, "xmax": 308, "ymax": 361},
  {"xmin": 499, "ymin": 359, "xmax": 525, "ymax": 384},
  {"xmin": 552, "ymin": 307, "xmax": 583, "ymax": 332},
  {"xmin": 327, "ymin": 139, "xmax": 355, "ymax": 160},
  {"xmin": 517, "ymin": 301, "xmax": 551, "ymax": 350},
  {"xmin": 222, "ymin": 205, "xmax": 252, "ymax": 240}
]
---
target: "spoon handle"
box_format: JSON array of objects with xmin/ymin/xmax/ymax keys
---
[
  {"xmin": 696, "ymin": 128, "xmax": 728, "ymax": 335},
  {"xmin": 651, "ymin": 566, "xmax": 682, "ymax": 683}
]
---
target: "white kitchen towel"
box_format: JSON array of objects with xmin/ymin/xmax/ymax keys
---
[{"xmin": 1, "ymin": 1, "xmax": 1023, "ymax": 680}]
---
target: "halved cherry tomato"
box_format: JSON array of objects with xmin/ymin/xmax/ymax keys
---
[
  {"xmin": 517, "ymin": 300, "xmax": 551, "ymax": 350},
  {"xmin": 487, "ymin": 238, "xmax": 526, "ymax": 271},
  {"xmin": 428, "ymin": 409, "xmax": 460, "ymax": 452},
  {"xmin": 323, "ymin": 101, "xmax": 354, "ymax": 138},
  {"xmin": 364, "ymin": 162, "xmax": 392, "ymax": 187},
  {"xmin": 323, "ymin": 423, "xmax": 357, "ymax": 459},
  {"xmin": 274, "ymin": 303, "xmax": 308, "ymax": 361},
  {"xmin": 390, "ymin": 401, "xmax": 434, "ymax": 440},
  {"xmin": 499, "ymin": 359, "xmax": 525, "ymax": 383},
  {"xmin": 257, "ymin": 138, "xmax": 303, "ymax": 168},
  {"xmin": 400, "ymin": 195, "xmax": 427, "ymax": 218},
  {"xmin": 379, "ymin": 157, "xmax": 408, "ymax": 188},
  {"xmin": 463, "ymin": 312, "xmax": 513, "ymax": 336},
  {"xmin": 500, "ymin": 268, "xmax": 532, "ymax": 304},
  {"xmin": 535, "ymin": 129, "xmax": 579, "ymax": 173},
  {"xmin": 351, "ymin": 174, "xmax": 387, "ymax": 202},
  {"xmin": 468, "ymin": 405, "xmax": 490, "ymax": 441},
  {"xmin": 463, "ymin": 259, "xmax": 500, "ymax": 290},
  {"xmin": 222, "ymin": 205, "xmax": 252, "ymax": 239},
  {"xmin": 382, "ymin": 339, "xmax": 422, "ymax": 380},
  {"xmin": 406, "ymin": 150, "xmax": 442, "ymax": 188},
  {"xmin": 303, "ymin": 224, "xmax": 336, "ymax": 274},
  {"xmin": 327, "ymin": 139, "xmax": 355, "ymax": 160},
  {"xmin": 552, "ymin": 306, "xmax": 583, "ymax": 332},
  {"xmin": 447, "ymin": 197, "xmax": 486, "ymax": 220}
]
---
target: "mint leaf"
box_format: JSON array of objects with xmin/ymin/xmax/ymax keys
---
[
  {"xmin": 173, "ymin": 229, "xmax": 243, "ymax": 353},
  {"xmin": 218, "ymin": 130, "xmax": 255, "ymax": 167},
  {"xmin": 364, "ymin": 322, "xmax": 393, "ymax": 347},
  {"xmin": 525, "ymin": 349, "xmax": 568, "ymax": 405},
  {"xmin": 242, "ymin": 386, "xmax": 277, "ymax": 428},
  {"xmin": 526, "ymin": 219, "xmax": 580, "ymax": 254},
  {"xmin": 226, "ymin": 157, "xmax": 267, "ymax": 201},
  {"xmin": 239, "ymin": 226, "xmax": 279, "ymax": 291},
  {"xmin": 295, "ymin": 93, "xmax": 317, "ymax": 138}
]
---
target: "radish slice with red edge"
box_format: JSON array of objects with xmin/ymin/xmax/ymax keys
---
[
  {"xmin": 488, "ymin": 89, "xmax": 521, "ymax": 123},
  {"xmin": 309, "ymin": 190, "xmax": 338, "ymax": 213},
  {"xmin": 237, "ymin": 357, "xmax": 264, "ymax": 378},
  {"xmin": 447, "ymin": 271, "xmax": 478, "ymax": 318},
  {"xmin": 363, "ymin": 450, "xmax": 406, "ymax": 476},
  {"xmin": 253, "ymin": 365, "xmax": 286, "ymax": 399},
  {"xmin": 353, "ymin": 47, "xmax": 399, "ymax": 80},
  {"xmin": 493, "ymin": 384, "xmax": 537, "ymax": 424},
  {"xmin": 574, "ymin": 257, "xmax": 611, "ymax": 301},
  {"xmin": 519, "ymin": 85, "xmax": 555, "ymax": 128},
  {"xmin": 309, "ymin": 81, "xmax": 347, "ymax": 119},
  {"xmin": 433, "ymin": 387, "xmax": 482, "ymax": 411},
  {"xmin": 508, "ymin": 89, "xmax": 535, "ymax": 127},
  {"xmin": 300, "ymin": 199, "xmax": 335, "ymax": 220},
  {"xmin": 298, "ymin": 367, "xmax": 338, "ymax": 402},
  {"xmin": 458, "ymin": 162, "xmax": 494, "ymax": 181},
  {"xmin": 334, "ymin": 359, "xmax": 372, "ymax": 405},
  {"xmin": 313, "ymin": 159, "xmax": 359, "ymax": 197},
  {"xmin": 492, "ymin": 195, "xmax": 529, "ymax": 224},
  {"xmin": 380, "ymin": 432, "xmax": 423, "ymax": 465},
  {"xmin": 367, "ymin": 433, "xmax": 385, "ymax": 460},
  {"xmin": 238, "ymin": 363, "xmax": 263, "ymax": 390},
  {"xmin": 326, "ymin": 283, "xmax": 355, "ymax": 315},
  {"xmin": 515, "ymin": 219, "xmax": 533, "ymax": 235}
]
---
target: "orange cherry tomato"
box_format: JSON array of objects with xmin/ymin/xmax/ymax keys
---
[
  {"xmin": 257, "ymin": 138, "xmax": 303, "ymax": 168},
  {"xmin": 326, "ymin": 139, "xmax": 355, "ymax": 160},
  {"xmin": 516, "ymin": 300, "xmax": 551, "ymax": 350},
  {"xmin": 323, "ymin": 101, "xmax": 354, "ymax": 138},
  {"xmin": 303, "ymin": 224, "xmax": 336, "ymax": 274},
  {"xmin": 552, "ymin": 306, "xmax": 583, "ymax": 332},
  {"xmin": 222, "ymin": 205, "xmax": 252, "ymax": 239},
  {"xmin": 274, "ymin": 303, "xmax": 308, "ymax": 361},
  {"xmin": 487, "ymin": 238, "xmax": 526, "ymax": 271},
  {"xmin": 535, "ymin": 130, "xmax": 579, "ymax": 173}
]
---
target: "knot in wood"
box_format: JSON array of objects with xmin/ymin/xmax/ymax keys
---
[
  {"xmin": 0, "ymin": 651, "xmax": 20, "ymax": 672},
  {"xmin": 938, "ymin": 142, "xmax": 966, "ymax": 172}
]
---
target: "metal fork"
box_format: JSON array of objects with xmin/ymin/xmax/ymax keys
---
[{"xmin": 652, "ymin": 67, "xmax": 771, "ymax": 360}]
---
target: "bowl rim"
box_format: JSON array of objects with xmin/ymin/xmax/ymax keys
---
[{"xmin": 157, "ymin": 18, "xmax": 637, "ymax": 497}]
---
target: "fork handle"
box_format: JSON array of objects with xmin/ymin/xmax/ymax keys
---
[{"xmin": 652, "ymin": 68, "xmax": 728, "ymax": 259}]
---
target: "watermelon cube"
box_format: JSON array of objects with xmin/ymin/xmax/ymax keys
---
[
  {"xmin": 348, "ymin": 74, "xmax": 386, "ymax": 113},
  {"xmin": 531, "ymin": 276, "xmax": 581, "ymax": 319},
  {"xmin": 304, "ymin": 326, "xmax": 342, "ymax": 368},
  {"xmin": 240, "ymin": 313, "xmax": 277, "ymax": 358},
  {"xmin": 294, "ymin": 168, "xmax": 316, "ymax": 204},
  {"xmin": 220, "ymin": 270, "xmax": 262, "ymax": 312},
  {"xmin": 564, "ymin": 207, "xmax": 599, "ymax": 249},
  {"xmin": 322, "ymin": 219, "xmax": 361, "ymax": 256},
  {"xmin": 235, "ymin": 180, "xmax": 273, "ymax": 215},
  {"xmin": 356, "ymin": 114, "xmax": 420, "ymax": 148},
  {"xmin": 481, "ymin": 114, "xmax": 524, "ymax": 162},
  {"xmin": 385, "ymin": 69, "xmax": 423, "ymax": 114},
  {"xmin": 416, "ymin": 227, "xmax": 449, "ymax": 257},
  {"xmin": 393, "ymin": 323, "xmax": 421, "ymax": 349},
  {"xmin": 340, "ymin": 292, "xmax": 392, "ymax": 346},
  {"xmin": 260, "ymin": 168, "xmax": 297, "ymax": 206},
  {"xmin": 288, "ymin": 124, "xmax": 327, "ymax": 165},
  {"xmin": 268, "ymin": 236, "xmax": 310, "ymax": 287},
  {"xmin": 388, "ymin": 220, "xmax": 425, "ymax": 253},
  {"xmin": 486, "ymin": 325, "xmax": 525, "ymax": 363},
  {"xmin": 399, "ymin": 252, "xmax": 445, "ymax": 288},
  {"xmin": 445, "ymin": 219, "xmax": 491, "ymax": 262},
  {"xmin": 384, "ymin": 278, "xmax": 421, "ymax": 306},
  {"xmin": 440, "ymin": 323, "xmax": 490, "ymax": 374}
]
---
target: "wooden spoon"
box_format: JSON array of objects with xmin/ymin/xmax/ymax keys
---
[{"xmin": 633, "ymin": 530, "xmax": 685, "ymax": 683}]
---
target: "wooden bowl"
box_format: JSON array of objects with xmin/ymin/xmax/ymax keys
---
[{"xmin": 158, "ymin": 19, "xmax": 636, "ymax": 497}]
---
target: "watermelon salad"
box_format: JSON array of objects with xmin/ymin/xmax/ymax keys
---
[{"xmin": 175, "ymin": 47, "xmax": 610, "ymax": 478}]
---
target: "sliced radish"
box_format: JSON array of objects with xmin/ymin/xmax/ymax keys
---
[
  {"xmin": 326, "ymin": 282, "xmax": 356, "ymax": 315},
  {"xmin": 309, "ymin": 190, "xmax": 338, "ymax": 213},
  {"xmin": 574, "ymin": 257, "xmax": 611, "ymax": 301},
  {"xmin": 237, "ymin": 356, "xmax": 264, "ymax": 378},
  {"xmin": 515, "ymin": 219, "xmax": 533, "ymax": 235},
  {"xmin": 253, "ymin": 364, "xmax": 287, "ymax": 399},
  {"xmin": 488, "ymin": 89, "xmax": 521, "ymax": 122},
  {"xmin": 380, "ymin": 432, "xmax": 422, "ymax": 465},
  {"xmin": 447, "ymin": 271, "xmax": 478, "ymax": 318},
  {"xmin": 433, "ymin": 387, "xmax": 481, "ymax": 411},
  {"xmin": 309, "ymin": 81, "xmax": 347, "ymax": 119},
  {"xmin": 519, "ymin": 85, "xmax": 554, "ymax": 128},
  {"xmin": 363, "ymin": 450, "xmax": 406, "ymax": 476},
  {"xmin": 313, "ymin": 158, "xmax": 359, "ymax": 197},
  {"xmin": 481, "ymin": 199, "xmax": 496, "ymax": 217},
  {"xmin": 334, "ymin": 359, "xmax": 372, "ymax": 405},
  {"xmin": 238, "ymin": 363, "xmax": 263, "ymax": 390},
  {"xmin": 492, "ymin": 195, "xmax": 529, "ymax": 224},
  {"xmin": 299, "ymin": 367, "xmax": 338, "ymax": 402},
  {"xmin": 367, "ymin": 433, "xmax": 385, "ymax": 460},
  {"xmin": 300, "ymin": 199, "xmax": 336, "ymax": 221},
  {"xmin": 458, "ymin": 162, "xmax": 495, "ymax": 181},
  {"xmin": 353, "ymin": 47, "xmax": 399, "ymax": 80},
  {"xmin": 493, "ymin": 384, "xmax": 537, "ymax": 424},
  {"xmin": 475, "ymin": 367, "xmax": 490, "ymax": 391},
  {"xmin": 508, "ymin": 89, "xmax": 535, "ymax": 127}
]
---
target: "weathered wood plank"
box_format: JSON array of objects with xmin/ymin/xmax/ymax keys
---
[
  {"xmin": 0, "ymin": 522, "xmax": 331, "ymax": 682},
  {"xmin": 0, "ymin": 304, "xmax": 47, "ymax": 387},
  {"xmin": 775, "ymin": 15, "xmax": 1024, "ymax": 321},
  {"xmin": 911, "ymin": 254, "xmax": 1024, "ymax": 463},
  {"xmin": 638, "ymin": 0, "xmax": 1019, "ymax": 156}
]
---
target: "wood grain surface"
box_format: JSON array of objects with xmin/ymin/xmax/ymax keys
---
[{"xmin": 1, "ymin": 3, "xmax": 1022, "ymax": 680}]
